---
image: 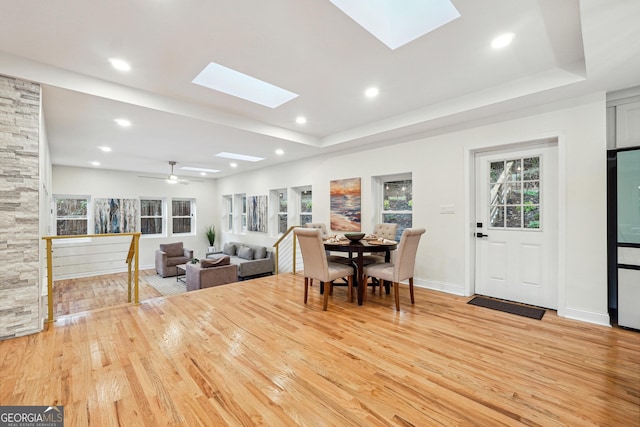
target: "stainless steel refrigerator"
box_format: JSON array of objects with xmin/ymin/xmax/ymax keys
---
[{"xmin": 608, "ymin": 147, "xmax": 640, "ymax": 329}]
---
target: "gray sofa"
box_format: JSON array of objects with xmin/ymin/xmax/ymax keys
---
[{"xmin": 206, "ymin": 241, "xmax": 274, "ymax": 280}]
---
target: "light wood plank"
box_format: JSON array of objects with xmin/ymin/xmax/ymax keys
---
[{"xmin": 1, "ymin": 271, "xmax": 638, "ymax": 426}]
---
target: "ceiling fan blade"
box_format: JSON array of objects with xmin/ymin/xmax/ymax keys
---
[{"xmin": 137, "ymin": 175, "xmax": 168, "ymax": 180}]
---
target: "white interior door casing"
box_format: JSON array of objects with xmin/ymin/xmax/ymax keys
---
[{"xmin": 475, "ymin": 144, "xmax": 558, "ymax": 309}]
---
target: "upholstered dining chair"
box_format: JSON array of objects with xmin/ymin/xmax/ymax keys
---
[
  {"xmin": 304, "ymin": 222, "xmax": 328, "ymax": 237},
  {"xmin": 294, "ymin": 228, "xmax": 355, "ymax": 311},
  {"xmin": 362, "ymin": 223, "xmax": 399, "ymax": 265},
  {"xmin": 362, "ymin": 228, "xmax": 426, "ymax": 311},
  {"xmin": 304, "ymin": 222, "xmax": 350, "ymax": 265}
]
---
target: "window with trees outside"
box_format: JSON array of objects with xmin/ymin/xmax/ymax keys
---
[
  {"xmin": 55, "ymin": 196, "xmax": 89, "ymax": 236},
  {"xmin": 140, "ymin": 199, "xmax": 163, "ymax": 235},
  {"xmin": 233, "ymin": 194, "xmax": 247, "ymax": 232},
  {"xmin": 172, "ymin": 199, "xmax": 194, "ymax": 234},
  {"xmin": 276, "ymin": 189, "xmax": 287, "ymax": 234},
  {"xmin": 299, "ymin": 188, "xmax": 312, "ymax": 226},
  {"xmin": 224, "ymin": 195, "xmax": 233, "ymax": 231},
  {"xmin": 381, "ymin": 177, "xmax": 412, "ymax": 241}
]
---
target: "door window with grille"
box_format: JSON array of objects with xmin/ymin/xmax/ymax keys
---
[{"xmin": 488, "ymin": 156, "xmax": 541, "ymax": 229}]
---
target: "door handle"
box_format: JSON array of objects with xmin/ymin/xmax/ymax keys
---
[{"xmin": 476, "ymin": 232, "xmax": 488, "ymax": 238}]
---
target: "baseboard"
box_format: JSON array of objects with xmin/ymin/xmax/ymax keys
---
[
  {"xmin": 413, "ymin": 278, "xmax": 466, "ymax": 296},
  {"xmin": 561, "ymin": 306, "xmax": 611, "ymax": 327}
]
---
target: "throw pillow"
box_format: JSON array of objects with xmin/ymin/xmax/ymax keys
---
[
  {"xmin": 254, "ymin": 246, "xmax": 267, "ymax": 259},
  {"xmin": 160, "ymin": 242, "xmax": 183, "ymax": 257},
  {"xmin": 237, "ymin": 246, "xmax": 254, "ymax": 260},
  {"xmin": 201, "ymin": 256, "xmax": 230, "ymax": 268},
  {"xmin": 223, "ymin": 243, "xmax": 236, "ymax": 256}
]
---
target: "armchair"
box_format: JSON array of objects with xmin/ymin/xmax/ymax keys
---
[{"xmin": 155, "ymin": 242, "xmax": 193, "ymax": 277}]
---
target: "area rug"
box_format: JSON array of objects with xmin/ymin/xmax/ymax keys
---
[
  {"xmin": 467, "ymin": 296, "xmax": 545, "ymax": 320},
  {"xmin": 143, "ymin": 274, "xmax": 187, "ymax": 296}
]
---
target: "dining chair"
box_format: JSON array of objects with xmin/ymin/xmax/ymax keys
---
[
  {"xmin": 304, "ymin": 222, "xmax": 351, "ymax": 265},
  {"xmin": 362, "ymin": 223, "xmax": 399, "ymax": 265},
  {"xmin": 303, "ymin": 223, "xmax": 329, "ymax": 237},
  {"xmin": 362, "ymin": 227, "xmax": 426, "ymax": 311},
  {"xmin": 294, "ymin": 228, "xmax": 355, "ymax": 310}
]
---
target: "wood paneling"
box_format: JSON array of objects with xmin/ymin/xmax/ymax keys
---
[{"xmin": 1, "ymin": 273, "xmax": 638, "ymax": 426}]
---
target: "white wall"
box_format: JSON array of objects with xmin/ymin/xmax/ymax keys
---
[
  {"xmin": 52, "ymin": 166, "xmax": 218, "ymax": 271},
  {"xmin": 216, "ymin": 93, "xmax": 609, "ymax": 325},
  {"xmin": 50, "ymin": 93, "xmax": 609, "ymax": 325}
]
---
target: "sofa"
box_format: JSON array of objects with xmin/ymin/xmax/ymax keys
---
[
  {"xmin": 185, "ymin": 257, "xmax": 238, "ymax": 291},
  {"xmin": 155, "ymin": 242, "xmax": 194, "ymax": 277},
  {"xmin": 206, "ymin": 241, "xmax": 274, "ymax": 280}
]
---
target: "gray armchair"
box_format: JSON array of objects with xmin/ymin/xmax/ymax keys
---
[{"xmin": 155, "ymin": 242, "xmax": 193, "ymax": 277}]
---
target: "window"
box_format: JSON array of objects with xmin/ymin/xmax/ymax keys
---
[
  {"xmin": 54, "ymin": 196, "xmax": 89, "ymax": 236},
  {"xmin": 241, "ymin": 194, "xmax": 247, "ymax": 232},
  {"xmin": 233, "ymin": 193, "xmax": 247, "ymax": 232},
  {"xmin": 380, "ymin": 176, "xmax": 412, "ymax": 240},
  {"xmin": 140, "ymin": 199, "xmax": 164, "ymax": 235},
  {"xmin": 300, "ymin": 188, "xmax": 312, "ymax": 226},
  {"xmin": 224, "ymin": 195, "xmax": 233, "ymax": 231},
  {"xmin": 488, "ymin": 156, "xmax": 541, "ymax": 229},
  {"xmin": 172, "ymin": 199, "xmax": 195, "ymax": 234},
  {"xmin": 273, "ymin": 188, "xmax": 288, "ymax": 234}
]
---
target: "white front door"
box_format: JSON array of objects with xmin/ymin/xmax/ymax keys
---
[{"xmin": 475, "ymin": 143, "xmax": 558, "ymax": 309}]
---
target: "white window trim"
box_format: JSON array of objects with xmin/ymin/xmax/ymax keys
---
[
  {"xmin": 171, "ymin": 198, "xmax": 196, "ymax": 236},
  {"xmin": 53, "ymin": 194, "xmax": 91, "ymax": 237},
  {"xmin": 139, "ymin": 197, "xmax": 166, "ymax": 238}
]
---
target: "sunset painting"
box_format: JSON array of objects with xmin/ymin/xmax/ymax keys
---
[{"xmin": 330, "ymin": 177, "xmax": 361, "ymax": 231}]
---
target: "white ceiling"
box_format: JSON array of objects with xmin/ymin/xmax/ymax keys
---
[{"xmin": 1, "ymin": 0, "xmax": 639, "ymax": 180}]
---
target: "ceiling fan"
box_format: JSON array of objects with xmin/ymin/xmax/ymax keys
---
[{"xmin": 138, "ymin": 161, "xmax": 202, "ymax": 185}]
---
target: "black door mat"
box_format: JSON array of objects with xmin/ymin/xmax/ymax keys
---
[{"xmin": 468, "ymin": 296, "xmax": 545, "ymax": 320}]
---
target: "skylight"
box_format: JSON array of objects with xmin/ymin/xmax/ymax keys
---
[
  {"xmin": 193, "ymin": 62, "xmax": 298, "ymax": 108},
  {"xmin": 329, "ymin": 0, "xmax": 460, "ymax": 50},
  {"xmin": 215, "ymin": 152, "xmax": 264, "ymax": 162},
  {"xmin": 180, "ymin": 166, "xmax": 220, "ymax": 173}
]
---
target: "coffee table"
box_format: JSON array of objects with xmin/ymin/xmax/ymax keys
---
[{"xmin": 176, "ymin": 264, "xmax": 187, "ymax": 283}]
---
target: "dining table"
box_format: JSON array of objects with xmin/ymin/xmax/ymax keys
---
[{"xmin": 323, "ymin": 238, "xmax": 398, "ymax": 305}]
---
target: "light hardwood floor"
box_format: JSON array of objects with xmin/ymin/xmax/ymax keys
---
[{"xmin": 1, "ymin": 272, "xmax": 638, "ymax": 426}]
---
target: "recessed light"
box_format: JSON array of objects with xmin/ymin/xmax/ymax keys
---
[
  {"xmin": 275, "ymin": 149, "xmax": 284, "ymax": 155},
  {"xmin": 109, "ymin": 58, "xmax": 131, "ymax": 71},
  {"xmin": 114, "ymin": 118, "xmax": 131, "ymax": 127},
  {"xmin": 192, "ymin": 62, "xmax": 298, "ymax": 108},
  {"xmin": 296, "ymin": 116, "xmax": 307, "ymax": 124},
  {"xmin": 365, "ymin": 87, "xmax": 379, "ymax": 98},
  {"xmin": 491, "ymin": 33, "xmax": 515, "ymax": 49},
  {"xmin": 90, "ymin": 161, "xmax": 100, "ymax": 166},
  {"xmin": 215, "ymin": 152, "xmax": 264, "ymax": 162},
  {"xmin": 230, "ymin": 162, "xmax": 238, "ymax": 168},
  {"xmin": 98, "ymin": 146, "xmax": 112, "ymax": 152}
]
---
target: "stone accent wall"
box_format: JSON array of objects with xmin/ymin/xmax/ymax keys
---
[{"xmin": 0, "ymin": 75, "xmax": 41, "ymax": 339}]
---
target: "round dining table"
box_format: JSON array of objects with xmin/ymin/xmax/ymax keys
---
[{"xmin": 323, "ymin": 239, "xmax": 397, "ymax": 305}]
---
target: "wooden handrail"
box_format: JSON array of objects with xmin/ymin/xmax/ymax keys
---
[
  {"xmin": 272, "ymin": 225, "xmax": 302, "ymax": 275},
  {"xmin": 42, "ymin": 232, "xmax": 141, "ymax": 323}
]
